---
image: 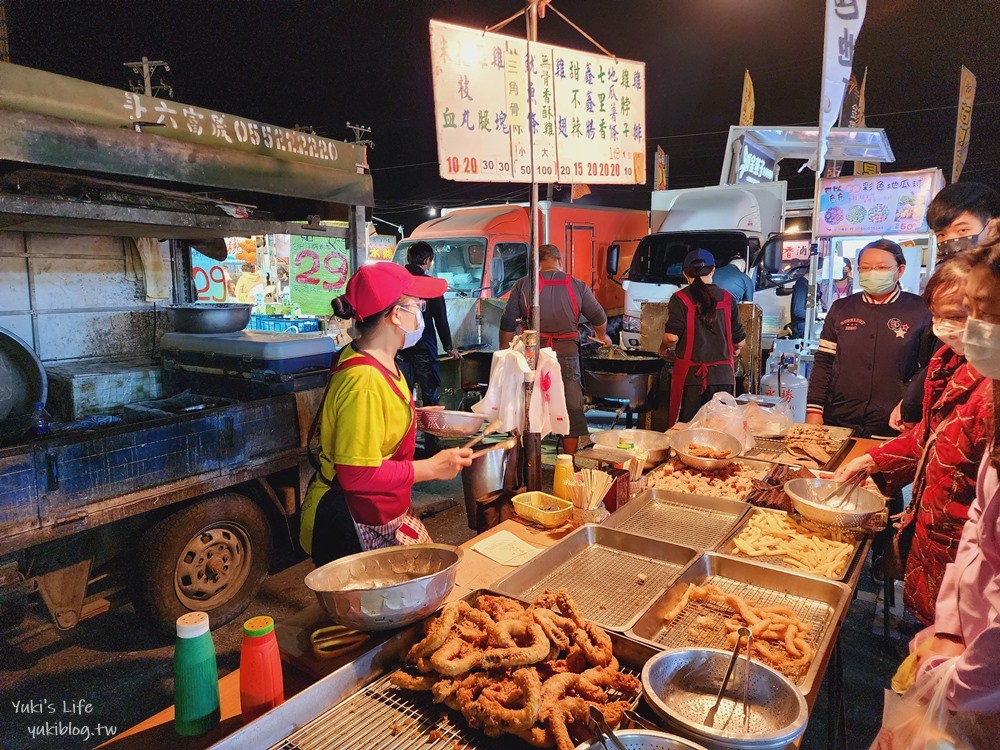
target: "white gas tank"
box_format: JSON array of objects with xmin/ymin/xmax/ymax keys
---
[{"xmin": 760, "ymin": 368, "xmax": 808, "ymax": 423}]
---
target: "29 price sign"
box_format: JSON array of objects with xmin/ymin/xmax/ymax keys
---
[
  {"xmin": 191, "ymin": 249, "xmax": 229, "ymax": 302},
  {"xmin": 289, "ymin": 235, "xmax": 351, "ymax": 316}
]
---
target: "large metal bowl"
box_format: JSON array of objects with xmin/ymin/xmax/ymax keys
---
[
  {"xmin": 784, "ymin": 477, "xmax": 885, "ymax": 528},
  {"xmin": 575, "ymin": 729, "xmax": 709, "ymax": 750},
  {"xmin": 415, "ymin": 408, "xmax": 489, "ymax": 438},
  {"xmin": 642, "ymin": 648, "xmax": 808, "ymax": 749},
  {"xmin": 304, "ymin": 544, "xmax": 463, "ymax": 631},
  {"xmin": 166, "ymin": 303, "xmax": 251, "ymax": 334},
  {"xmin": 670, "ymin": 428, "xmax": 743, "ymax": 470},
  {"xmin": 592, "ymin": 429, "xmax": 673, "ymax": 468},
  {"xmin": 0, "ymin": 326, "xmax": 47, "ymax": 443}
]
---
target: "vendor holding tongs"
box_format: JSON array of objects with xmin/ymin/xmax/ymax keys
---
[{"xmin": 300, "ymin": 263, "xmax": 473, "ymax": 566}]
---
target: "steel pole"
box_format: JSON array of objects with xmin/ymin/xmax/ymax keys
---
[{"xmin": 524, "ymin": 0, "xmax": 542, "ymax": 491}]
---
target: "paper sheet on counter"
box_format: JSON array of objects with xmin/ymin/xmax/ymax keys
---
[{"xmin": 471, "ymin": 530, "xmax": 543, "ymax": 566}]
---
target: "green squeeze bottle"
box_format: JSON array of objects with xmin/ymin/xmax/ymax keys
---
[{"xmin": 173, "ymin": 611, "xmax": 221, "ymax": 736}]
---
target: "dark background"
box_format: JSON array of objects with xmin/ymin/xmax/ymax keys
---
[{"xmin": 8, "ymin": 0, "xmax": 1000, "ymax": 231}]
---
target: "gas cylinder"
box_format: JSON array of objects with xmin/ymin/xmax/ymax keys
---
[{"xmin": 760, "ymin": 355, "xmax": 808, "ymax": 422}]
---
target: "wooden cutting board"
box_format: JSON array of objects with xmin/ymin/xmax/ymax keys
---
[{"xmin": 275, "ymin": 603, "xmax": 387, "ymax": 680}]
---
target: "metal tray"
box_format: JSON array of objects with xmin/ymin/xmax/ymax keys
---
[
  {"xmin": 744, "ymin": 424, "xmax": 854, "ymax": 471},
  {"xmin": 210, "ymin": 589, "xmax": 660, "ymax": 750},
  {"xmin": 605, "ymin": 489, "xmax": 751, "ymax": 551},
  {"xmin": 643, "ymin": 457, "xmax": 774, "ymax": 502},
  {"xmin": 492, "ymin": 525, "xmax": 699, "ymax": 632},
  {"xmin": 627, "ymin": 552, "xmax": 852, "ymax": 696},
  {"xmin": 716, "ymin": 506, "xmax": 866, "ymax": 582}
]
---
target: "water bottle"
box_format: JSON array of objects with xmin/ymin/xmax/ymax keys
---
[
  {"xmin": 173, "ymin": 611, "xmax": 221, "ymax": 736},
  {"xmin": 33, "ymin": 402, "xmax": 51, "ymax": 437},
  {"xmin": 239, "ymin": 615, "xmax": 284, "ymax": 723}
]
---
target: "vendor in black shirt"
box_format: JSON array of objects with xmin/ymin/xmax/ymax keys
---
[
  {"xmin": 806, "ymin": 239, "xmax": 931, "ymax": 438},
  {"xmin": 659, "ymin": 249, "xmax": 746, "ymax": 426}
]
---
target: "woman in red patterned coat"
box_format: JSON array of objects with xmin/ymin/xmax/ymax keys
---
[{"xmin": 835, "ymin": 257, "xmax": 992, "ymax": 625}]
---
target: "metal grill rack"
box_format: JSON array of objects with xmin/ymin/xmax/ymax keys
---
[
  {"xmin": 270, "ymin": 668, "xmax": 643, "ymax": 750},
  {"xmin": 743, "ymin": 426, "xmax": 853, "ymax": 471},
  {"xmin": 614, "ymin": 498, "xmax": 746, "ymax": 550},
  {"xmin": 517, "ymin": 545, "xmax": 685, "ymax": 630},
  {"xmin": 649, "ymin": 576, "xmax": 832, "ymax": 685}
]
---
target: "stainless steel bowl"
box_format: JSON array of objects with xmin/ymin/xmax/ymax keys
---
[
  {"xmin": 670, "ymin": 428, "xmax": 743, "ymax": 470},
  {"xmin": 784, "ymin": 477, "xmax": 885, "ymax": 528},
  {"xmin": 166, "ymin": 303, "xmax": 251, "ymax": 334},
  {"xmin": 304, "ymin": 544, "xmax": 463, "ymax": 631},
  {"xmin": 575, "ymin": 729, "xmax": 710, "ymax": 750},
  {"xmin": 642, "ymin": 648, "xmax": 807, "ymax": 749},
  {"xmin": 592, "ymin": 429, "xmax": 673, "ymax": 468},
  {"xmin": 415, "ymin": 408, "xmax": 489, "ymax": 438}
]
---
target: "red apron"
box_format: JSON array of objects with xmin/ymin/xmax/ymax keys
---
[
  {"xmin": 667, "ymin": 288, "xmax": 735, "ymax": 427},
  {"xmin": 538, "ymin": 273, "xmax": 581, "ymax": 348},
  {"xmin": 326, "ymin": 353, "xmax": 430, "ymax": 549}
]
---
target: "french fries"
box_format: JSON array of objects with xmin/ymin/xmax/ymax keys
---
[
  {"xmin": 309, "ymin": 624, "xmax": 370, "ymax": 659},
  {"xmin": 730, "ymin": 510, "xmax": 855, "ymax": 579}
]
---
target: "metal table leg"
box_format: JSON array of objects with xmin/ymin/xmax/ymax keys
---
[{"xmin": 826, "ymin": 638, "xmax": 846, "ymax": 750}]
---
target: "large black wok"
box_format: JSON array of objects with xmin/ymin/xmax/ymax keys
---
[{"xmin": 581, "ymin": 349, "xmax": 664, "ymax": 375}]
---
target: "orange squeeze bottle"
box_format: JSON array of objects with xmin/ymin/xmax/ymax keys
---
[{"xmin": 239, "ymin": 615, "xmax": 284, "ymax": 723}]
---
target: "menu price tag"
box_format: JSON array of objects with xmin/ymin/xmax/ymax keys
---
[
  {"xmin": 817, "ymin": 168, "xmax": 944, "ymax": 237},
  {"xmin": 289, "ymin": 235, "xmax": 350, "ymax": 316}
]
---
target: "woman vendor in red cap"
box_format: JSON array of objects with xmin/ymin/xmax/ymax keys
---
[
  {"xmin": 658, "ymin": 249, "xmax": 746, "ymax": 426},
  {"xmin": 300, "ymin": 262, "xmax": 474, "ymax": 566}
]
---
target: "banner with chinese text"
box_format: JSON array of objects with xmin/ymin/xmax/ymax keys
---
[
  {"xmin": 739, "ymin": 70, "xmax": 755, "ymax": 127},
  {"xmin": 814, "ymin": 0, "xmax": 867, "ymax": 173},
  {"xmin": 952, "ymin": 65, "xmax": 976, "ymax": 183},
  {"xmin": 429, "ymin": 20, "xmax": 645, "ymax": 185},
  {"xmin": 816, "ymin": 169, "xmax": 944, "ymax": 237}
]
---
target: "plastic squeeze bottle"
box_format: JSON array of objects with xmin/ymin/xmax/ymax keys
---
[
  {"xmin": 173, "ymin": 611, "xmax": 221, "ymax": 736},
  {"xmin": 239, "ymin": 615, "xmax": 285, "ymax": 723},
  {"xmin": 553, "ymin": 454, "xmax": 575, "ymax": 502}
]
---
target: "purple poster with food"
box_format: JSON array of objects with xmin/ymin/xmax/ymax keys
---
[{"xmin": 816, "ymin": 169, "xmax": 944, "ymax": 237}]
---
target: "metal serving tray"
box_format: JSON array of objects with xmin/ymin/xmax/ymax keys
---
[
  {"xmin": 644, "ymin": 457, "xmax": 774, "ymax": 502},
  {"xmin": 492, "ymin": 525, "xmax": 699, "ymax": 632},
  {"xmin": 744, "ymin": 424, "xmax": 854, "ymax": 471},
  {"xmin": 210, "ymin": 590, "xmax": 659, "ymax": 750},
  {"xmin": 716, "ymin": 506, "xmax": 866, "ymax": 582},
  {"xmin": 627, "ymin": 552, "xmax": 852, "ymax": 696},
  {"xmin": 605, "ymin": 489, "xmax": 751, "ymax": 551}
]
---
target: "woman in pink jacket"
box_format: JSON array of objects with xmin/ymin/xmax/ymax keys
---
[{"xmin": 910, "ymin": 223, "xmax": 1000, "ymax": 713}]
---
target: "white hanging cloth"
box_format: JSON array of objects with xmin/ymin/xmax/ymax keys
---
[
  {"xmin": 471, "ymin": 346, "xmax": 530, "ymax": 433},
  {"xmin": 528, "ymin": 347, "xmax": 570, "ymax": 437}
]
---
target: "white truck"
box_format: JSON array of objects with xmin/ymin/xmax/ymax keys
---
[{"xmin": 607, "ymin": 182, "xmax": 797, "ymax": 349}]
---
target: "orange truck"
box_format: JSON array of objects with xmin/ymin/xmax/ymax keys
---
[{"xmin": 393, "ymin": 202, "xmax": 648, "ymax": 348}]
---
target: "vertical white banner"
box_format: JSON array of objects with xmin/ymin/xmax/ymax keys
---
[
  {"xmin": 815, "ymin": 0, "xmax": 867, "ymax": 174},
  {"xmin": 952, "ymin": 65, "xmax": 976, "ymax": 183}
]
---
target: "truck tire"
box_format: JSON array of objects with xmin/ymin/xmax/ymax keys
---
[{"xmin": 136, "ymin": 492, "xmax": 272, "ymax": 635}]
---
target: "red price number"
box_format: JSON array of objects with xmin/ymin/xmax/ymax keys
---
[
  {"xmin": 192, "ymin": 265, "xmax": 228, "ymax": 302},
  {"xmin": 294, "ymin": 249, "xmax": 348, "ymax": 291}
]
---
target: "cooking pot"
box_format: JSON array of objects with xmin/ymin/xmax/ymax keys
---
[
  {"xmin": 166, "ymin": 303, "xmax": 252, "ymax": 334},
  {"xmin": 581, "ymin": 349, "xmax": 665, "ymax": 375}
]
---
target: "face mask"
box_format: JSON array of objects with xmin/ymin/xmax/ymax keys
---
[
  {"xmin": 859, "ymin": 270, "xmax": 898, "ymax": 296},
  {"xmin": 932, "ymin": 319, "xmax": 967, "ymax": 356},
  {"xmin": 937, "ymin": 234, "xmax": 983, "ymax": 262},
  {"xmin": 396, "ymin": 305, "xmax": 425, "ymax": 348},
  {"xmin": 963, "ymin": 317, "xmax": 1000, "ymax": 378}
]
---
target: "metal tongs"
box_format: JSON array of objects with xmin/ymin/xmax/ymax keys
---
[
  {"xmin": 589, "ymin": 705, "xmax": 627, "ymax": 750},
  {"xmin": 705, "ymin": 626, "xmax": 753, "ymax": 730},
  {"xmin": 820, "ymin": 471, "xmax": 868, "ymax": 509}
]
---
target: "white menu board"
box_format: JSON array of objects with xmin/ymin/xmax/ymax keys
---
[{"xmin": 430, "ymin": 20, "xmax": 646, "ymax": 185}]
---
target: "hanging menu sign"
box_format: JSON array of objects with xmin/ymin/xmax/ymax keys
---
[
  {"xmin": 429, "ymin": 20, "xmax": 646, "ymax": 185},
  {"xmin": 816, "ymin": 168, "xmax": 944, "ymax": 237}
]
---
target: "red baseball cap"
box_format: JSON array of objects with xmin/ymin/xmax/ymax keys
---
[{"xmin": 342, "ymin": 262, "xmax": 447, "ymax": 321}]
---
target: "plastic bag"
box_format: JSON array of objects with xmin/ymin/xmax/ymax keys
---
[
  {"xmin": 745, "ymin": 400, "xmax": 794, "ymax": 439},
  {"xmin": 870, "ymin": 660, "xmax": 974, "ymax": 750},
  {"xmin": 689, "ymin": 392, "xmax": 755, "ymax": 452}
]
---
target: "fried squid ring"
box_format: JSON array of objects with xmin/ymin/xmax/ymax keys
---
[
  {"xmin": 388, "ymin": 669, "xmax": 438, "ymax": 691},
  {"xmin": 533, "ymin": 608, "xmax": 574, "ymax": 651},
  {"xmin": 463, "ymin": 668, "xmax": 542, "ymax": 737},
  {"xmin": 406, "ymin": 600, "xmax": 469, "ymax": 661},
  {"xmin": 478, "ymin": 620, "xmax": 550, "ymax": 670},
  {"xmin": 476, "ymin": 594, "xmax": 527, "ymax": 622},
  {"xmin": 540, "ymin": 672, "xmax": 607, "ymax": 707},
  {"xmin": 430, "ymin": 635, "xmax": 484, "ymax": 676},
  {"xmin": 555, "ymin": 590, "xmax": 613, "ymax": 667}
]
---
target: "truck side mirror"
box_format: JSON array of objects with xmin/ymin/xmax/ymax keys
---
[{"xmin": 606, "ymin": 244, "xmax": 620, "ymax": 277}]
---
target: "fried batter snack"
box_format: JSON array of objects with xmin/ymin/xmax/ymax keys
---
[
  {"xmin": 730, "ymin": 510, "xmax": 855, "ymax": 579},
  {"xmin": 687, "ymin": 443, "xmax": 733, "ymax": 459},
  {"xmin": 389, "ymin": 590, "xmax": 639, "ymax": 750},
  {"xmin": 646, "ymin": 458, "xmax": 764, "ymax": 499},
  {"xmin": 663, "ymin": 583, "xmax": 816, "ymax": 679}
]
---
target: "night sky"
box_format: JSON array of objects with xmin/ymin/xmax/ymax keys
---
[{"xmin": 8, "ymin": 0, "xmax": 1000, "ymax": 232}]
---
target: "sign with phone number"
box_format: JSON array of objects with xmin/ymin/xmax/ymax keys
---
[
  {"xmin": 430, "ymin": 20, "xmax": 646, "ymax": 185},
  {"xmin": 289, "ymin": 235, "xmax": 350, "ymax": 316}
]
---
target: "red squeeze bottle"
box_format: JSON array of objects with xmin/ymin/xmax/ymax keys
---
[{"xmin": 239, "ymin": 615, "xmax": 284, "ymax": 723}]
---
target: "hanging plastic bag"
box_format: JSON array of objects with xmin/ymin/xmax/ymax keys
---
[
  {"xmin": 689, "ymin": 392, "xmax": 754, "ymax": 452},
  {"xmin": 745, "ymin": 399, "xmax": 794, "ymax": 439},
  {"xmin": 870, "ymin": 659, "xmax": 974, "ymax": 750}
]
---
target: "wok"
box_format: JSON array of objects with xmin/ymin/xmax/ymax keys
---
[
  {"xmin": 166, "ymin": 303, "xmax": 251, "ymax": 334},
  {"xmin": 581, "ymin": 349, "xmax": 664, "ymax": 375}
]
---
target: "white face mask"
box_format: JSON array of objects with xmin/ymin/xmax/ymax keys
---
[
  {"xmin": 396, "ymin": 304, "xmax": 425, "ymax": 349},
  {"xmin": 859, "ymin": 269, "xmax": 898, "ymax": 296},
  {"xmin": 962, "ymin": 317, "xmax": 1000, "ymax": 378},
  {"xmin": 932, "ymin": 319, "xmax": 967, "ymax": 356}
]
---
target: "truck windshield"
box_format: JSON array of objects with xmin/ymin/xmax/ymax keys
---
[
  {"xmin": 394, "ymin": 237, "xmax": 488, "ymax": 296},
  {"xmin": 628, "ymin": 232, "xmax": 752, "ymax": 285}
]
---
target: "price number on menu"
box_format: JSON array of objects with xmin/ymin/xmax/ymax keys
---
[
  {"xmin": 445, "ymin": 156, "xmax": 511, "ymax": 175},
  {"xmin": 192, "ymin": 262, "xmax": 228, "ymax": 302},
  {"xmin": 293, "ymin": 249, "xmax": 348, "ymax": 291}
]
